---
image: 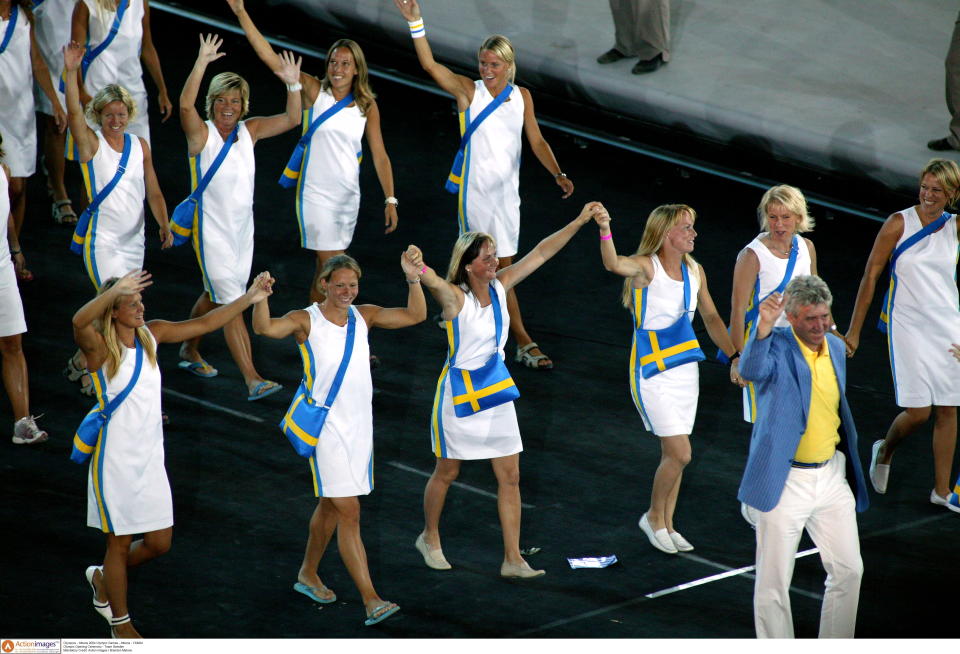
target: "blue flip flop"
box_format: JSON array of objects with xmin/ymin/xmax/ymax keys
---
[
  {"xmin": 364, "ymin": 602, "xmax": 400, "ymax": 626},
  {"xmin": 178, "ymin": 359, "xmax": 218, "ymax": 378},
  {"xmin": 293, "ymin": 582, "xmax": 336, "ymax": 604},
  {"xmin": 247, "ymin": 380, "xmax": 282, "ymax": 401}
]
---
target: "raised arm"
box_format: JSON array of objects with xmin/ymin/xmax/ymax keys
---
[
  {"xmin": 416, "ymin": 249, "xmax": 465, "ymax": 320},
  {"xmin": 696, "ymin": 265, "xmax": 737, "ymax": 359},
  {"xmin": 844, "ymin": 213, "xmax": 902, "ymax": 356},
  {"xmin": 363, "ymin": 102, "xmax": 398, "ymax": 234},
  {"xmin": 520, "ymin": 87, "xmax": 573, "ymax": 199},
  {"xmin": 73, "ymin": 270, "xmax": 154, "ymax": 371},
  {"xmin": 392, "ymin": 0, "xmax": 474, "ymax": 109},
  {"xmin": 148, "ymin": 272, "xmax": 274, "ymax": 344},
  {"xmin": 180, "ymin": 33, "xmax": 223, "ymax": 154},
  {"xmin": 244, "ymin": 50, "xmax": 302, "ymax": 143},
  {"xmin": 593, "ymin": 203, "xmax": 652, "ymax": 283},
  {"xmin": 140, "ymin": 0, "xmax": 172, "ymax": 122},
  {"xmin": 225, "ymin": 0, "xmax": 322, "ymax": 103},
  {"xmin": 360, "ymin": 246, "xmax": 428, "ymax": 329},
  {"xmin": 497, "ymin": 202, "xmax": 598, "ymax": 291},
  {"xmin": 69, "ymin": 1, "xmax": 92, "ymax": 104},
  {"xmin": 738, "ymin": 292, "xmax": 784, "ymax": 383},
  {"xmin": 252, "ymin": 297, "xmax": 311, "ymax": 342},
  {"xmin": 140, "ymin": 139, "xmax": 171, "ymax": 248},
  {"xmin": 63, "ymin": 41, "xmax": 98, "ymax": 162}
]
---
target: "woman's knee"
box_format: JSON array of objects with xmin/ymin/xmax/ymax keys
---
[
  {"xmin": 331, "ymin": 497, "xmax": 361, "ymax": 524},
  {"xmin": 431, "ymin": 459, "xmax": 461, "ymax": 485},
  {"xmin": 661, "ymin": 436, "xmax": 692, "ymax": 467},
  {"xmin": 144, "ymin": 530, "xmax": 173, "ymax": 557},
  {"xmin": 0, "ymin": 335, "xmax": 22, "ymax": 358},
  {"xmin": 492, "ymin": 456, "xmax": 520, "ymax": 487}
]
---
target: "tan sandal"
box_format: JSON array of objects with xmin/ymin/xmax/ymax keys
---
[
  {"xmin": 52, "ymin": 200, "xmax": 78, "ymax": 225},
  {"xmin": 515, "ymin": 342, "xmax": 553, "ymax": 370}
]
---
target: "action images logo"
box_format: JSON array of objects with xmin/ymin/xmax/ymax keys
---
[{"xmin": 0, "ymin": 641, "xmax": 60, "ymax": 654}]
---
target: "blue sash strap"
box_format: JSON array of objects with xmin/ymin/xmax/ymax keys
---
[
  {"xmin": 635, "ymin": 261, "xmax": 705, "ymax": 379},
  {"xmin": 0, "ymin": 3, "xmax": 18, "ymax": 54},
  {"xmin": 280, "ymin": 307, "xmax": 356, "ymax": 457},
  {"xmin": 58, "ymin": 0, "xmax": 128, "ymax": 92},
  {"xmin": 445, "ymin": 84, "xmax": 513, "ymax": 194},
  {"xmin": 71, "ymin": 339, "xmax": 143, "ymax": 464},
  {"xmin": 878, "ymin": 211, "xmax": 951, "ymax": 333},
  {"xmin": 71, "ymin": 133, "xmax": 132, "ymax": 255},
  {"xmin": 170, "ymin": 125, "xmax": 239, "ymax": 246},
  {"xmin": 278, "ymin": 92, "xmax": 354, "ymax": 189}
]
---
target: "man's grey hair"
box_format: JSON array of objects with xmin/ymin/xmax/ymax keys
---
[{"xmin": 784, "ymin": 275, "xmax": 832, "ymax": 315}]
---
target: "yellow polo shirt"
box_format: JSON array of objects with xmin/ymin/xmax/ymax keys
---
[{"xmin": 792, "ymin": 330, "xmax": 840, "ymax": 463}]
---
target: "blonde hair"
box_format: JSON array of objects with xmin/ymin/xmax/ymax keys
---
[
  {"xmin": 757, "ymin": 184, "xmax": 814, "ymax": 233},
  {"xmin": 920, "ymin": 158, "xmax": 960, "ymax": 206},
  {"xmin": 621, "ymin": 204, "xmax": 700, "ymax": 309},
  {"xmin": 316, "ymin": 254, "xmax": 362, "ymax": 292},
  {"xmin": 446, "ymin": 232, "xmax": 496, "ymax": 287},
  {"xmin": 321, "ymin": 40, "xmax": 375, "ymax": 116},
  {"xmin": 96, "ymin": 278, "xmax": 157, "ymax": 380},
  {"xmin": 205, "ymin": 72, "xmax": 250, "ymax": 121},
  {"xmin": 85, "ymin": 84, "xmax": 137, "ymax": 125},
  {"xmin": 478, "ymin": 35, "xmax": 516, "ymax": 84}
]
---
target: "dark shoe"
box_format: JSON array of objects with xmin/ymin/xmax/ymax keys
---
[
  {"xmin": 927, "ymin": 137, "xmax": 958, "ymax": 151},
  {"xmin": 597, "ymin": 48, "xmax": 627, "ymax": 64},
  {"xmin": 632, "ymin": 53, "xmax": 665, "ymax": 74}
]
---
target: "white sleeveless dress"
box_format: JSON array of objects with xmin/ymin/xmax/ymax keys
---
[
  {"xmin": 81, "ymin": 0, "xmax": 150, "ymax": 143},
  {"xmin": 431, "ymin": 279, "xmax": 522, "ymax": 460},
  {"xmin": 190, "ymin": 121, "xmax": 255, "ymax": 304},
  {"xmin": 301, "ymin": 304, "xmax": 373, "ymax": 497},
  {"xmin": 87, "ymin": 332, "xmax": 171, "ymax": 535},
  {"xmin": 629, "ymin": 255, "xmax": 700, "ymax": 436},
  {"xmin": 457, "ymin": 81, "xmax": 523, "ymax": 258},
  {"xmin": 0, "ymin": 6, "xmax": 37, "ymax": 177},
  {"xmin": 296, "ymin": 89, "xmax": 366, "ymax": 250},
  {"xmin": 32, "ymin": 0, "xmax": 72, "ymax": 116},
  {"xmin": 887, "ymin": 207, "xmax": 960, "ymax": 407},
  {"xmin": 80, "ymin": 131, "xmax": 145, "ymax": 289},
  {"xmin": 0, "ymin": 169, "xmax": 26, "ymax": 337}
]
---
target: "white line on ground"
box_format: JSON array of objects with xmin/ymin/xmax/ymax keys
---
[
  {"xmin": 162, "ymin": 388, "xmax": 266, "ymax": 423},
  {"xmin": 386, "ymin": 461, "xmax": 535, "ymax": 509}
]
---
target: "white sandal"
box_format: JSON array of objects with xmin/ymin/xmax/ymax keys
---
[
  {"xmin": 515, "ymin": 342, "xmax": 553, "ymax": 370},
  {"xmin": 110, "ymin": 614, "xmax": 131, "ymax": 639},
  {"xmin": 52, "ymin": 200, "xmax": 77, "ymax": 225}
]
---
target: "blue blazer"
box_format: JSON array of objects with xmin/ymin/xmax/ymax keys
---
[{"xmin": 737, "ymin": 327, "xmax": 869, "ymax": 513}]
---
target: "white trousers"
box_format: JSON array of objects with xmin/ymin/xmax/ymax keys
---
[{"xmin": 754, "ymin": 451, "xmax": 863, "ymax": 638}]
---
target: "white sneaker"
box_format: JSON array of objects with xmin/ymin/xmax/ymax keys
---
[
  {"xmin": 13, "ymin": 415, "xmax": 48, "ymax": 445},
  {"xmin": 929, "ymin": 489, "xmax": 960, "ymax": 514},
  {"xmin": 869, "ymin": 439, "xmax": 889, "ymax": 494}
]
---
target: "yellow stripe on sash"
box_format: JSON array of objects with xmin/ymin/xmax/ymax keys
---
[
  {"xmin": 430, "ymin": 364, "xmax": 449, "ymax": 458},
  {"xmin": 639, "ymin": 333, "xmax": 700, "ymax": 372},
  {"xmin": 170, "ymin": 221, "xmax": 191, "ymax": 238},
  {"xmin": 282, "ymin": 167, "xmax": 298, "ymax": 180},
  {"xmin": 73, "ymin": 433, "xmax": 96, "ymax": 454}
]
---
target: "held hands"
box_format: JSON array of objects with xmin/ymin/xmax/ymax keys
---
[
  {"xmin": 275, "ymin": 50, "xmax": 303, "ymax": 87},
  {"xmin": 575, "ymin": 201, "xmax": 603, "ymax": 225},
  {"xmin": 593, "ymin": 203, "xmax": 612, "ymax": 231},
  {"xmin": 556, "ymin": 174, "xmax": 574, "ymax": 199},
  {"xmin": 246, "ymin": 271, "xmax": 275, "ymax": 303},
  {"xmin": 401, "ymin": 245, "xmax": 424, "ymax": 279},
  {"xmin": 384, "ymin": 203, "xmax": 398, "ymax": 234},
  {"xmin": 196, "ymin": 33, "xmax": 226, "ymax": 66},
  {"xmin": 393, "ymin": 0, "xmax": 422, "ymax": 21}
]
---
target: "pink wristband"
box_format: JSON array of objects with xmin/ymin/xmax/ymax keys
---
[
  {"xmin": 420, "ymin": 265, "xmax": 427, "ymax": 274},
  {"xmin": 600, "ymin": 233, "xmax": 613, "ymax": 241}
]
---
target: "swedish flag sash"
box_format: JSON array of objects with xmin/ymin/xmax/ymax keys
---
[
  {"xmin": 170, "ymin": 124, "xmax": 239, "ymax": 246},
  {"xmin": 278, "ymin": 92, "xmax": 354, "ymax": 189},
  {"xmin": 878, "ymin": 211, "xmax": 951, "ymax": 333},
  {"xmin": 70, "ymin": 133, "xmax": 131, "ymax": 255},
  {"xmin": 58, "ymin": 0, "xmax": 128, "ymax": 93},
  {"xmin": 445, "ymin": 84, "xmax": 513, "ymax": 194},
  {"xmin": 635, "ymin": 261, "xmax": 705, "ymax": 379},
  {"xmin": 448, "ymin": 284, "xmax": 520, "ymax": 417},
  {"xmin": 70, "ymin": 340, "xmax": 143, "ymax": 464},
  {"xmin": 280, "ymin": 307, "xmax": 356, "ymax": 457},
  {"xmin": 0, "ymin": 3, "xmax": 18, "ymax": 55}
]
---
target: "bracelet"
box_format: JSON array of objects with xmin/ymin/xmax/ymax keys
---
[
  {"xmin": 554, "ymin": 172, "xmax": 567, "ymax": 179},
  {"xmin": 385, "ymin": 196, "xmax": 399, "ymax": 206},
  {"xmin": 286, "ymin": 82, "xmax": 302, "ymax": 92},
  {"xmin": 406, "ymin": 278, "xmax": 421, "ymax": 284},
  {"xmin": 408, "ymin": 18, "xmax": 425, "ymax": 38},
  {"xmin": 420, "ymin": 265, "xmax": 427, "ymax": 275},
  {"xmin": 599, "ymin": 233, "xmax": 612, "ymax": 241}
]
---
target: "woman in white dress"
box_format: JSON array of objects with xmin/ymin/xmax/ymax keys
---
[
  {"xmin": 394, "ymin": 0, "xmax": 574, "ymax": 371},
  {"xmin": 252, "ymin": 250, "xmax": 424, "ymax": 626},
  {"xmin": 227, "ymin": 0, "xmax": 399, "ymax": 304},
  {"xmin": 595, "ymin": 203, "xmax": 736, "ymax": 553},
  {"xmin": 413, "ymin": 202, "xmax": 598, "ymax": 578},
  {"xmin": 729, "ymin": 185, "xmax": 817, "ymax": 419},
  {"xmin": 73, "ymin": 268, "xmax": 274, "ymax": 638},
  {"xmin": 176, "ymin": 34, "xmax": 300, "ymax": 400},
  {"xmin": 845, "ymin": 158, "xmax": 960, "ymax": 511},
  {"xmin": 1, "ymin": 138, "xmax": 47, "ymax": 445},
  {"xmin": 0, "ymin": 0, "xmax": 65, "ymax": 280},
  {"xmin": 70, "ymin": 0, "xmax": 171, "ymax": 146}
]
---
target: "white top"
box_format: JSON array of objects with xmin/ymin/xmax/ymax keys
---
[
  {"xmin": 745, "ymin": 233, "xmax": 812, "ymax": 328},
  {"xmin": 193, "ymin": 120, "xmax": 255, "ymax": 235},
  {"xmin": 32, "ymin": 0, "xmax": 72, "ymax": 115},
  {"xmin": 301, "ymin": 89, "xmax": 365, "ymax": 215},
  {"xmin": 0, "ymin": 168, "xmax": 10, "ymax": 264},
  {"xmin": 85, "ymin": 130, "xmax": 145, "ymax": 248},
  {"xmin": 0, "ymin": 6, "xmax": 37, "ymax": 177},
  {"xmin": 82, "ymin": 0, "xmax": 145, "ymax": 100},
  {"xmin": 461, "ymin": 81, "xmax": 524, "ymax": 256},
  {"xmin": 638, "ymin": 255, "xmax": 700, "ymax": 330}
]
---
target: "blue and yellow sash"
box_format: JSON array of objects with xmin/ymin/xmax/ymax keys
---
[
  {"xmin": 445, "ymin": 84, "xmax": 512, "ymax": 194},
  {"xmin": 278, "ymin": 92, "xmax": 354, "ymax": 189},
  {"xmin": 170, "ymin": 124, "xmax": 239, "ymax": 246},
  {"xmin": 70, "ymin": 133, "xmax": 131, "ymax": 255},
  {"xmin": 0, "ymin": 3, "xmax": 18, "ymax": 54},
  {"xmin": 58, "ymin": 0, "xmax": 128, "ymax": 93}
]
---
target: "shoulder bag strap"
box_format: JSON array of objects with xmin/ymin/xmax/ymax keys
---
[
  {"xmin": 0, "ymin": 3, "xmax": 19, "ymax": 54},
  {"xmin": 768, "ymin": 235, "xmax": 800, "ymax": 297},
  {"xmin": 102, "ymin": 338, "xmax": 143, "ymax": 416},
  {"xmin": 318, "ymin": 307, "xmax": 357, "ymax": 409},
  {"xmin": 489, "ymin": 282, "xmax": 504, "ymax": 348},
  {"xmin": 71, "ymin": 133, "xmax": 132, "ymax": 253},
  {"xmin": 300, "ymin": 92, "xmax": 354, "ymax": 146},
  {"xmin": 59, "ymin": 0, "xmax": 129, "ymax": 90},
  {"xmin": 456, "ymin": 84, "xmax": 513, "ymax": 155},
  {"xmin": 190, "ymin": 124, "xmax": 239, "ymax": 198},
  {"xmin": 890, "ymin": 211, "xmax": 951, "ymax": 269}
]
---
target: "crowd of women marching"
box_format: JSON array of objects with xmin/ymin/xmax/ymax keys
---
[{"xmin": 2, "ymin": 0, "xmax": 959, "ymax": 638}]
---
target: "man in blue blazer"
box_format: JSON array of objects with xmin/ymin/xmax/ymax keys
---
[{"xmin": 737, "ymin": 275, "xmax": 869, "ymax": 638}]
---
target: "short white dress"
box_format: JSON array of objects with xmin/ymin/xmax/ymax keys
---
[
  {"xmin": 0, "ymin": 5, "xmax": 37, "ymax": 177},
  {"xmin": 189, "ymin": 121, "xmax": 255, "ymax": 304},
  {"xmin": 300, "ymin": 304, "xmax": 374, "ymax": 497},
  {"xmin": 431, "ymin": 279, "xmax": 522, "ymax": 460},
  {"xmin": 296, "ymin": 89, "xmax": 365, "ymax": 251},
  {"xmin": 87, "ymin": 332, "xmax": 172, "ymax": 535},
  {"xmin": 0, "ymin": 169, "xmax": 26, "ymax": 337},
  {"xmin": 32, "ymin": 0, "xmax": 72, "ymax": 116},
  {"xmin": 629, "ymin": 255, "xmax": 700, "ymax": 436},
  {"xmin": 457, "ymin": 81, "xmax": 523, "ymax": 258},
  {"xmin": 79, "ymin": 131, "xmax": 145, "ymax": 289},
  {"xmin": 886, "ymin": 206, "xmax": 960, "ymax": 407}
]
